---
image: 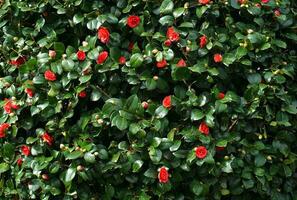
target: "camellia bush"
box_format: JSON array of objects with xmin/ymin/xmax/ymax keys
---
[{"xmin": 1, "ymin": 0, "xmax": 297, "ymax": 199}]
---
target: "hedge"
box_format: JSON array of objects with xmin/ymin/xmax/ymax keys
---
[{"xmin": 0, "ymin": 0, "xmax": 297, "ymax": 199}]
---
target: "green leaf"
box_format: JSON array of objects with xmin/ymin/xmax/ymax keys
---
[
  {"xmin": 64, "ymin": 168, "xmax": 76, "ymax": 182},
  {"xmin": 223, "ymin": 53, "xmax": 236, "ymax": 66},
  {"xmin": 130, "ymin": 53, "xmax": 143, "ymax": 68},
  {"xmin": 160, "ymin": 0, "xmax": 174, "ymax": 14},
  {"xmin": 196, "ymin": 6, "xmax": 208, "ymax": 18},
  {"xmin": 91, "ymin": 89, "xmax": 101, "ymax": 101},
  {"xmin": 62, "ymin": 59, "xmax": 75, "ymax": 71},
  {"xmin": 173, "ymin": 7, "xmax": 185, "ymax": 18},
  {"xmin": 84, "ymin": 152, "xmax": 96, "ymax": 163},
  {"xmin": 273, "ymin": 39, "xmax": 287, "ymax": 48},
  {"xmin": 191, "ymin": 181, "xmax": 204, "ymax": 196},
  {"xmin": 113, "ymin": 115, "xmax": 128, "ymax": 130},
  {"xmin": 155, "ymin": 106, "xmax": 169, "ymax": 118},
  {"xmin": 159, "ymin": 15, "xmax": 174, "ymax": 26},
  {"xmin": 64, "ymin": 151, "xmax": 83, "ymax": 160},
  {"xmin": 247, "ymin": 73, "xmax": 262, "ymax": 84},
  {"xmin": 170, "ymin": 141, "xmax": 181, "ymax": 152},
  {"xmin": 73, "ymin": 13, "xmax": 84, "ymax": 24},
  {"xmin": 191, "ymin": 109, "xmax": 204, "ymax": 121},
  {"xmin": 132, "ymin": 160, "xmax": 144, "ymax": 172},
  {"xmin": 110, "ymin": 47, "xmax": 121, "ymax": 61},
  {"xmin": 0, "ymin": 163, "xmax": 9, "ymax": 173}
]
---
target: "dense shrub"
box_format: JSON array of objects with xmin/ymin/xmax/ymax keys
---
[{"xmin": 1, "ymin": 0, "xmax": 297, "ymax": 199}]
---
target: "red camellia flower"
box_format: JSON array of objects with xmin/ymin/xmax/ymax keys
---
[
  {"xmin": 158, "ymin": 167, "xmax": 169, "ymax": 183},
  {"xmin": 42, "ymin": 132, "xmax": 54, "ymax": 146},
  {"xmin": 97, "ymin": 51, "xmax": 108, "ymax": 64},
  {"xmin": 162, "ymin": 95, "xmax": 171, "ymax": 108},
  {"xmin": 164, "ymin": 39, "xmax": 172, "ymax": 47},
  {"xmin": 214, "ymin": 53, "xmax": 223, "ymax": 63},
  {"xmin": 119, "ymin": 56, "xmax": 126, "ymax": 65},
  {"xmin": 0, "ymin": 123, "xmax": 10, "ymax": 138},
  {"xmin": 25, "ymin": 88, "xmax": 34, "ymax": 98},
  {"xmin": 261, "ymin": 0, "xmax": 269, "ymax": 3},
  {"xmin": 17, "ymin": 158, "xmax": 23, "ymax": 166},
  {"xmin": 44, "ymin": 70, "xmax": 57, "ymax": 81},
  {"xmin": 217, "ymin": 92, "xmax": 225, "ymax": 100},
  {"xmin": 9, "ymin": 56, "xmax": 26, "ymax": 67},
  {"xmin": 78, "ymin": 91, "xmax": 87, "ymax": 98},
  {"xmin": 166, "ymin": 27, "xmax": 180, "ymax": 42},
  {"xmin": 97, "ymin": 27, "xmax": 110, "ymax": 44},
  {"xmin": 200, "ymin": 35, "xmax": 208, "ymax": 48},
  {"xmin": 3, "ymin": 99, "xmax": 19, "ymax": 114},
  {"xmin": 177, "ymin": 59, "xmax": 186, "ymax": 67},
  {"xmin": 198, "ymin": 122, "xmax": 209, "ymax": 135},
  {"xmin": 21, "ymin": 145, "xmax": 30, "ymax": 156},
  {"xmin": 77, "ymin": 50, "xmax": 86, "ymax": 61},
  {"xmin": 156, "ymin": 59, "xmax": 167, "ymax": 68},
  {"xmin": 127, "ymin": 15, "xmax": 141, "ymax": 28},
  {"xmin": 199, "ymin": 0, "xmax": 210, "ymax": 5},
  {"xmin": 195, "ymin": 146, "xmax": 208, "ymax": 159}
]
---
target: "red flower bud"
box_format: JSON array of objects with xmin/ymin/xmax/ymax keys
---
[
  {"xmin": 156, "ymin": 59, "xmax": 167, "ymax": 68},
  {"xmin": 199, "ymin": 0, "xmax": 210, "ymax": 4},
  {"xmin": 162, "ymin": 95, "xmax": 172, "ymax": 108},
  {"xmin": 158, "ymin": 167, "xmax": 169, "ymax": 183},
  {"xmin": 214, "ymin": 53, "xmax": 223, "ymax": 63},
  {"xmin": 217, "ymin": 92, "xmax": 225, "ymax": 100},
  {"xmin": 77, "ymin": 50, "xmax": 86, "ymax": 61},
  {"xmin": 21, "ymin": 145, "xmax": 30, "ymax": 156},
  {"xmin": 44, "ymin": 70, "xmax": 57, "ymax": 81},
  {"xmin": 164, "ymin": 39, "xmax": 172, "ymax": 47},
  {"xmin": 119, "ymin": 56, "xmax": 126, "ymax": 65},
  {"xmin": 97, "ymin": 51, "xmax": 108, "ymax": 64},
  {"xmin": 142, "ymin": 101, "xmax": 149, "ymax": 109},
  {"xmin": 78, "ymin": 90, "xmax": 87, "ymax": 98},
  {"xmin": 25, "ymin": 88, "xmax": 34, "ymax": 98},
  {"xmin": 198, "ymin": 122, "xmax": 209, "ymax": 135},
  {"xmin": 199, "ymin": 35, "xmax": 208, "ymax": 48},
  {"xmin": 48, "ymin": 50, "xmax": 56, "ymax": 58},
  {"xmin": 177, "ymin": 59, "xmax": 186, "ymax": 67},
  {"xmin": 261, "ymin": 0, "xmax": 269, "ymax": 3},
  {"xmin": 274, "ymin": 9, "xmax": 281, "ymax": 17},
  {"xmin": 0, "ymin": 123, "xmax": 10, "ymax": 138},
  {"xmin": 17, "ymin": 158, "xmax": 23, "ymax": 166},
  {"xmin": 42, "ymin": 132, "xmax": 54, "ymax": 146}
]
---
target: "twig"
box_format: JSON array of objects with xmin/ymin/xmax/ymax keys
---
[{"xmin": 228, "ymin": 119, "xmax": 238, "ymax": 132}]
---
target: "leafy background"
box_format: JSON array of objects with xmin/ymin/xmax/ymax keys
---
[{"xmin": 0, "ymin": 0, "xmax": 297, "ymax": 199}]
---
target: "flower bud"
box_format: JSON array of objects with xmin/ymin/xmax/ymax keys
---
[
  {"xmin": 77, "ymin": 165, "xmax": 84, "ymax": 171},
  {"xmin": 97, "ymin": 119, "xmax": 104, "ymax": 125},
  {"xmin": 152, "ymin": 49, "xmax": 158, "ymax": 54},
  {"xmin": 42, "ymin": 174, "xmax": 49, "ymax": 181},
  {"xmin": 142, "ymin": 101, "xmax": 149, "ymax": 109},
  {"xmin": 82, "ymin": 41, "xmax": 88, "ymax": 47},
  {"xmin": 48, "ymin": 50, "xmax": 56, "ymax": 58}
]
